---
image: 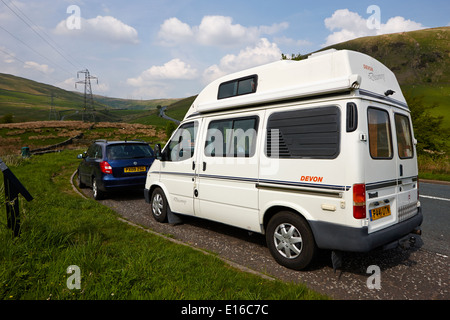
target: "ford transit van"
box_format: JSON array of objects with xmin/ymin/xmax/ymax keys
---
[{"xmin": 144, "ymin": 49, "xmax": 423, "ymax": 270}]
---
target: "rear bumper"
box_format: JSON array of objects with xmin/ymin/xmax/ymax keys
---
[
  {"xmin": 310, "ymin": 208, "xmax": 423, "ymax": 253},
  {"xmin": 100, "ymin": 175, "xmax": 146, "ymax": 191}
]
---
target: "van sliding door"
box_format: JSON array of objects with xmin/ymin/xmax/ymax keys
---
[{"xmin": 194, "ymin": 112, "xmax": 262, "ymax": 232}]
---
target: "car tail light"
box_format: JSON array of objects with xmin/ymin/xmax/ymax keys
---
[
  {"xmin": 353, "ymin": 183, "xmax": 366, "ymax": 219},
  {"xmin": 100, "ymin": 161, "xmax": 113, "ymax": 174}
]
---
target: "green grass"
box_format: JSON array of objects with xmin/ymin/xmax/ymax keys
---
[
  {"xmin": 403, "ymin": 83, "xmax": 450, "ymax": 129},
  {"xmin": 0, "ymin": 150, "xmax": 327, "ymax": 300}
]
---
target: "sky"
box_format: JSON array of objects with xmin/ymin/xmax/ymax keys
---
[{"xmin": 0, "ymin": 0, "xmax": 449, "ymax": 100}]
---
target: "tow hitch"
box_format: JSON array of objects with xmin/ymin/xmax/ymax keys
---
[{"xmin": 384, "ymin": 228, "xmax": 423, "ymax": 251}]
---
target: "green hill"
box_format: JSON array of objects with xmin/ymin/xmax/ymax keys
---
[{"xmin": 0, "ymin": 73, "xmax": 179, "ymax": 123}]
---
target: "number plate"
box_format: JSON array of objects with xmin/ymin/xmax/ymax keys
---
[
  {"xmin": 124, "ymin": 166, "xmax": 146, "ymax": 173},
  {"xmin": 370, "ymin": 205, "xmax": 391, "ymax": 221}
]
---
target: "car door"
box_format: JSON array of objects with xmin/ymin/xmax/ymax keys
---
[
  {"xmin": 79, "ymin": 143, "xmax": 97, "ymax": 186},
  {"xmin": 194, "ymin": 112, "xmax": 261, "ymax": 232},
  {"xmin": 159, "ymin": 120, "xmax": 200, "ymax": 216}
]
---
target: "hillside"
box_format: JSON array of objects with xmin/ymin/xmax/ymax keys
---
[{"xmin": 0, "ymin": 73, "xmax": 179, "ymax": 123}]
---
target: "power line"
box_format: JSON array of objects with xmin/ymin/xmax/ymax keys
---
[
  {"xmin": 6, "ymin": 0, "xmax": 82, "ymax": 68},
  {"xmin": 0, "ymin": 47, "xmax": 68, "ymax": 84},
  {"xmin": 0, "ymin": 23, "xmax": 74, "ymax": 77},
  {"xmin": 0, "ymin": 0, "xmax": 81, "ymax": 70}
]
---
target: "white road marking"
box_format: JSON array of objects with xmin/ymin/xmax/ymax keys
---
[{"xmin": 420, "ymin": 195, "xmax": 450, "ymax": 202}]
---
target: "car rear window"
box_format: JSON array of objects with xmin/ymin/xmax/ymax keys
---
[{"xmin": 106, "ymin": 144, "xmax": 153, "ymax": 160}]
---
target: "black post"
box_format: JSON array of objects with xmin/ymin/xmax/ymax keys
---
[{"xmin": 0, "ymin": 158, "xmax": 33, "ymax": 237}]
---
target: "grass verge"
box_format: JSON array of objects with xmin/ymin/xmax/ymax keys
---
[{"xmin": 0, "ymin": 150, "xmax": 327, "ymax": 300}]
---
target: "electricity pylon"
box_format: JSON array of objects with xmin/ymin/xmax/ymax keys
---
[
  {"xmin": 48, "ymin": 92, "xmax": 59, "ymax": 120},
  {"xmin": 75, "ymin": 69, "xmax": 98, "ymax": 122}
]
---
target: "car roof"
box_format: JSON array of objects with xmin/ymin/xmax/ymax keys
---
[{"xmin": 93, "ymin": 140, "xmax": 149, "ymax": 146}]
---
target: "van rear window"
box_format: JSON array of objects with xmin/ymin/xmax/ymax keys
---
[
  {"xmin": 395, "ymin": 114, "xmax": 414, "ymax": 159},
  {"xmin": 368, "ymin": 108, "xmax": 393, "ymax": 159}
]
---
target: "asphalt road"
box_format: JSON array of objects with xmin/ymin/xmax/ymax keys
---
[
  {"xmin": 419, "ymin": 181, "xmax": 450, "ymax": 257},
  {"xmin": 77, "ymin": 179, "xmax": 449, "ymax": 300}
]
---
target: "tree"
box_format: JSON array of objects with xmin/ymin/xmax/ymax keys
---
[
  {"xmin": 406, "ymin": 94, "xmax": 449, "ymax": 156},
  {"xmin": 0, "ymin": 113, "xmax": 14, "ymax": 123},
  {"xmin": 165, "ymin": 121, "xmax": 177, "ymax": 139}
]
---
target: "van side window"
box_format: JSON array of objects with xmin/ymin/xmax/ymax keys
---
[
  {"xmin": 368, "ymin": 108, "xmax": 393, "ymax": 159},
  {"xmin": 205, "ymin": 117, "xmax": 258, "ymax": 157},
  {"xmin": 266, "ymin": 106, "xmax": 340, "ymax": 159},
  {"xmin": 166, "ymin": 121, "xmax": 198, "ymax": 162},
  {"xmin": 395, "ymin": 114, "xmax": 414, "ymax": 159},
  {"xmin": 218, "ymin": 75, "xmax": 257, "ymax": 99}
]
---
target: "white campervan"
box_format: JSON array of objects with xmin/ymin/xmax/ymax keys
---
[{"xmin": 144, "ymin": 49, "xmax": 423, "ymax": 270}]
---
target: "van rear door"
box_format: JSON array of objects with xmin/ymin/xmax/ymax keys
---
[
  {"xmin": 365, "ymin": 103, "xmax": 419, "ymax": 234},
  {"xmin": 365, "ymin": 105, "xmax": 398, "ymax": 233},
  {"xmin": 393, "ymin": 110, "xmax": 419, "ymax": 223}
]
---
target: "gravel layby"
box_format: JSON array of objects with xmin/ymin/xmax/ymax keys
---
[{"xmin": 72, "ymin": 172, "xmax": 448, "ymax": 300}]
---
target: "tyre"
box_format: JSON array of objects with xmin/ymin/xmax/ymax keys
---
[
  {"xmin": 92, "ymin": 177, "xmax": 105, "ymax": 200},
  {"xmin": 151, "ymin": 188, "xmax": 168, "ymax": 222},
  {"xmin": 266, "ymin": 211, "xmax": 317, "ymax": 270},
  {"xmin": 77, "ymin": 170, "xmax": 86, "ymax": 188}
]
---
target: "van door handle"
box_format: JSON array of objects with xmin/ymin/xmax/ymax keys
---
[
  {"xmin": 399, "ymin": 164, "xmax": 403, "ymax": 177},
  {"xmin": 192, "ymin": 161, "xmax": 195, "ymax": 170},
  {"xmin": 202, "ymin": 162, "xmax": 207, "ymax": 171}
]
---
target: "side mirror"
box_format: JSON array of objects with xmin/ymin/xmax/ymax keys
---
[
  {"xmin": 77, "ymin": 152, "xmax": 87, "ymax": 159},
  {"xmin": 154, "ymin": 144, "xmax": 163, "ymax": 160}
]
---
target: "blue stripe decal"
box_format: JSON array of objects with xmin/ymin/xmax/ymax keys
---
[{"xmin": 152, "ymin": 171, "xmax": 351, "ymax": 191}]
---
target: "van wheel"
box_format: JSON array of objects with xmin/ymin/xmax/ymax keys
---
[
  {"xmin": 151, "ymin": 188, "xmax": 168, "ymax": 223},
  {"xmin": 266, "ymin": 211, "xmax": 317, "ymax": 270}
]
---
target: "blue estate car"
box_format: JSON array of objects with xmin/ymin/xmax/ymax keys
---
[{"xmin": 77, "ymin": 140, "xmax": 154, "ymax": 200}]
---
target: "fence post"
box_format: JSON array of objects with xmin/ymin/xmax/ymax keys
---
[{"xmin": 0, "ymin": 158, "xmax": 33, "ymax": 237}]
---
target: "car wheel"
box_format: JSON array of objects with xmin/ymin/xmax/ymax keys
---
[
  {"xmin": 92, "ymin": 177, "xmax": 104, "ymax": 200},
  {"xmin": 266, "ymin": 211, "xmax": 317, "ymax": 270},
  {"xmin": 77, "ymin": 170, "xmax": 86, "ymax": 188},
  {"xmin": 151, "ymin": 188, "xmax": 168, "ymax": 223}
]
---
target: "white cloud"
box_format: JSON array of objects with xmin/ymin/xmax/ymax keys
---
[
  {"xmin": 158, "ymin": 15, "xmax": 288, "ymax": 47},
  {"xmin": 126, "ymin": 59, "xmax": 198, "ymax": 97},
  {"xmin": 54, "ymin": 15, "xmax": 139, "ymax": 44},
  {"xmin": 274, "ymin": 36, "xmax": 312, "ymax": 48},
  {"xmin": 203, "ymin": 38, "xmax": 281, "ymax": 83},
  {"xmin": 23, "ymin": 61, "xmax": 54, "ymax": 74},
  {"xmin": 323, "ymin": 9, "xmax": 425, "ymax": 46},
  {"xmin": 158, "ymin": 17, "xmax": 194, "ymax": 45},
  {"xmin": 127, "ymin": 59, "xmax": 198, "ymax": 86},
  {"xmin": 380, "ymin": 16, "xmax": 424, "ymax": 34},
  {"xmin": 57, "ymin": 77, "xmax": 76, "ymax": 91}
]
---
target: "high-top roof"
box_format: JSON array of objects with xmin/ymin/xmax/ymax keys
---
[{"xmin": 184, "ymin": 49, "xmax": 406, "ymax": 119}]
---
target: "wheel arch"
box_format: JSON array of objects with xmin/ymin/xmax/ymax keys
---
[{"xmin": 262, "ymin": 204, "xmax": 312, "ymax": 234}]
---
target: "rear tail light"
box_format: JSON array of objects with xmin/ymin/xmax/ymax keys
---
[
  {"xmin": 100, "ymin": 161, "xmax": 113, "ymax": 174},
  {"xmin": 353, "ymin": 183, "xmax": 366, "ymax": 219}
]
